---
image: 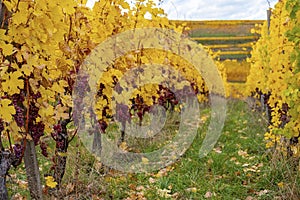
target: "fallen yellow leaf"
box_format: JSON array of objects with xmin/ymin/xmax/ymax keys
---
[
  {"xmin": 45, "ymin": 176, "xmax": 58, "ymax": 188},
  {"xmin": 141, "ymin": 157, "xmax": 149, "ymax": 164},
  {"xmin": 277, "ymin": 182, "xmax": 284, "ymax": 188}
]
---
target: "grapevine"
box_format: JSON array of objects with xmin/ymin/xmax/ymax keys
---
[
  {"xmin": 0, "ymin": 0, "xmax": 227, "ymax": 198},
  {"xmin": 247, "ymin": 0, "xmax": 300, "ymax": 157}
]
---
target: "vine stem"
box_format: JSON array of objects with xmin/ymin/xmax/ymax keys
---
[
  {"xmin": 20, "ymin": 78, "xmax": 30, "ymax": 160},
  {"xmin": 6, "ymin": 130, "xmax": 13, "ymax": 153},
  {"xmin": 25, "ymin": 78, "xmax": 29, "ymax": 138}
]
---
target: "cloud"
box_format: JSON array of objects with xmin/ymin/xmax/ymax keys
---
[
  {"xmin": 158, "ymin": 0, "xmax": 278, "ymax": 20},
  {"xmin": 86, "ymin": 0, "xmax": 278, "ymax": 20}
]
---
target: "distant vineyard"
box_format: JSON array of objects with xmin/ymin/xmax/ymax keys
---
[
  {"xmin": 172, "ymin": 20, "xmax": 264, "ymax": 61},
  {"xmin": 171, "ymin": 20, "xmax": 265, "ymax": 97}
]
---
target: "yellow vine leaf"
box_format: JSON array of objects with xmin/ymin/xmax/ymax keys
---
[
  {"xmin": 0, "ymin": 99, "xmax": 16, "ymax": 122},
  {"xmin": 60, "ymin": 1, "xmax": 76, "ymax": 15},
  {"xmin": 12, "ymin": 10, "xmax": 28, "ymax": 25},
  {"xmin": 39, "ymin": 86, "xmax": 56, "ymax": 102},
  {"xmin": 1, "ymin": 43, "xmax": 14, "ymax": 56},
  {"xmin": 39, "ymin": 104, "xmax": 55, "ymax": 118},
  {"xmin": 60, "ymin": 94, "xmax": 73, "ymax": 107},
  {"xmin": 21, "ymin": 64, "xmax": 33, "ymax": 76},
  {"xmin": 51, "ymin": 82, "xmax": 65, "ymax": 94},
  {"xmin": 10, "ymin": 121, "xmax": 23, "ymax": 142},
  {"xmin": 1, "ymin": 71, "xmax": 24, "ymax": 95},
  {"xmin": 3, "ymin": 0, "xmax": 18, "ymax": 12},
  {"xmin": 54, "ymin": 104, "xmax": 69, "ymax": 120}
]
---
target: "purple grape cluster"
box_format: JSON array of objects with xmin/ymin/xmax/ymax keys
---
[
  {"xmin": 51, "ymin": 123, "xmax": 66, "ymax": 150},
  {"xmin": 0, "ymin": 119, "xmax": 4, "ymax": 133},
  {"xmin": 129, "ymin": 94, "xmax": 150, "ymax": 125},
  {"xmin": 11, "ymin": 94, "xmax": 26, "ymax": 127},
  {"xmin": 29, "ymin": 103, "xmax": 39, "ymax": 123},
  {"xmin": 31, "ymin": 91, "xmax": 41, "ymax": 100},
  {"xmin": 11, "ymin": 93, "xmax": 25, "ymax": 104},
  {"xmin": 30, "ymin": 121, "xmax": 45, "ymax": 145},
  {"xmin": 98, "ymin": 119, "xmax": 108, "ymax": 133},
  {"xmin": 189, "ymin": 81, "xmax": 208, "ymax": 98},
  {"xmin": 51, "ymin": 124, "xmax": 62, "ymax": 141},
  {"xmin": 13, "ymin": 143, "xmax": 23, "ymax": 160},
  {"xmin": 14, "ymin": 106, "xmax": 25, "ymax": 127},
  {"xmin": 12, "ymin": 91, "xmax": 46, "ymax": 149},
  {"xmin": 11, "ymin": 92, "xmax": 41, "ymax": 128},
  {"xmin": 53, "ymin": 124, "xmax": 62, "ymax": 133},
  {"xmin": 157, "ymin": 85, "xmax": 178, "ymax": 110},
  {"xmin": 40, "ymin": 141, "xmax": 48, "ymax": 157}
]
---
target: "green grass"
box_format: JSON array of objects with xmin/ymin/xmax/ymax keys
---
[{"xmin": 7, "ymin": 99, "xmax": 300, "ymax": 199}]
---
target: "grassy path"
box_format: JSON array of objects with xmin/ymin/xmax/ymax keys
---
[{"xmin": 9, "ymin": 100, "xmax": 299, "ymax": 199}]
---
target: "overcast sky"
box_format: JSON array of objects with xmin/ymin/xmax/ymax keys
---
[
  {"xmin": 86, "ymin": 0, "xmax": 278, "ymax": 20},
  {"xmin": 158, "ymin": 0, "xmax": 278, "ymax": 20}
]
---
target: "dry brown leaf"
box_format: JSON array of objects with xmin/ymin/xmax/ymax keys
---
[
  {"xmin": 230, "ymin": 157, "xmax": 237, "ymax": 161},
  {"xmin": 149, "ymin": 177, "xmax": 156, "ymax": 184},
  {"xmin": 213, "ymin": 147, "xmax": 222, "ymax": 154},
  {"xmin": 136, "ymin": 185, "xmax": 145, "ymax": 191},
  {"xmin": 66, "ymin": 182, "xmax": 75, "ymax": 194},
  {"xmin": 256, "ymin": 189, "xmax": 269, "ymax": 196},
  {"xmin": 11, "ymin": 193, "xmax": 26, "ymax": 200},
  {"xmin": 16, "ymin": 179, "xmax": 28, "ymax": 189},
  {"xmin": 204, "ymin": 191, "xmax": 216, "ymax": 198},
  {"xmin": 238, "ymin": 150, "xmax": 248, "ymax": 157},
  {"xmin": 91, "ymin": 195, "xmax": 105, "ymax": 200}
]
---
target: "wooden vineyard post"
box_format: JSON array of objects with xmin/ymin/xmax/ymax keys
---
[{"xmin": 267, "ymin": 8, "xmax": 271, "ymax": 34}]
